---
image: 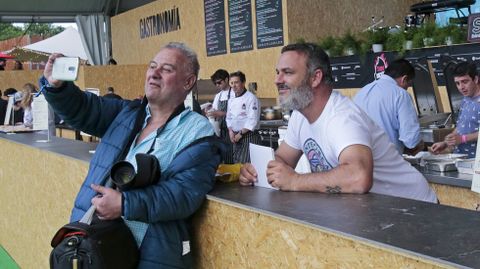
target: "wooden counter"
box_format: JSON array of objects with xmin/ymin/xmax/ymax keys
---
[
  {"xmin": 194, "ymin": 183, "xmax": 480, "ymax": 268},
  {"xmin": 1, "ymin": 132, "xmax": 479, "ymax": 268},
  {"xmin": 420, "ymin": 167, "xmax": 480, "ymax": 211}
]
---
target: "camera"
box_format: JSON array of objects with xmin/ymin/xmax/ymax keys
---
[{"xmin": 110, "ymin": 153, "xmax": 160, "ymax": 191}]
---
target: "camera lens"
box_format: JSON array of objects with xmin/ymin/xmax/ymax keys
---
[
  {"xmin": 111, "ymin": 161, "xmax": 136, "ymax": 190},
  {"xmin": 115, "ymin": 166, "xmax": 135, "ymax": 184}
]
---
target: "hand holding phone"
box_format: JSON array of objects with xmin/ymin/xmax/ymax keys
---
[{"xmin": 52, "ymin": 57, "xmax": 79, "ymax": 81}]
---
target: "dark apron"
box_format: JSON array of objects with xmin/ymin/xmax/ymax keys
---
[
  {"xmin": 218, "ymin": 90, "xmax": 234, "ymax": 164},
  {"xmin": 233, "ymin": 131, "xmax": 261, "ymax": 164}
]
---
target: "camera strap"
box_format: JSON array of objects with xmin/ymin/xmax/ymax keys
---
[
  {"xmin": 114, "ymin": 96, "xmax": 148, "ymax": 168},
  {"xmin": 145, "ymin": 103, "xmax": 185, "ymax": 154},
  {"xmin": 121, "ymin": 97, "xmax": 186, "ymax": 158}
]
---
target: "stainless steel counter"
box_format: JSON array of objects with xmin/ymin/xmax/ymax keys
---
[{"xmin": 418, "ymin": 165, "xmax": 473, "ymax": 188}]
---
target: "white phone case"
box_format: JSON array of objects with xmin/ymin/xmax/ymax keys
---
[{"xmin": 52, "ymin": 57, "xmax": 79, "ymax": 81}]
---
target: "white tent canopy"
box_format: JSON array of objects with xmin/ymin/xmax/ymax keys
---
[{"xmin": 9, "ymin": 27, "xmax": 88, "ymax": 62}]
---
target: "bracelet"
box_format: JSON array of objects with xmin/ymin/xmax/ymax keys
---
[{"xmin": 461, "ymin": 135, "xmax": 467, "ymax": 144}]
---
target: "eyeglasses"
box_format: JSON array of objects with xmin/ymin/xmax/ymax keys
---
[{"xmin": 214, "ymin": 80, "xmax": 224, "ymax": 85}]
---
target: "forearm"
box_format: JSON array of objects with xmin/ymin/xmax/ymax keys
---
[
  {"xmin": 292, "ymin": 162, "xmax": 372, "ymax": 194},
  {"xmin": 445, "ymin": 130, "xmax": 477, "ymax": 146},
  {"xmin": 404, "ymin": 140, "xmax": 424, "ymax": 156},
  {"xmin": 464, "ymin": 132, "xmax": 478, "ymax": 143}
]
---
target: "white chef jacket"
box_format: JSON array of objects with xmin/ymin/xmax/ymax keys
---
[{"xmin": 226, "ymin": 90, "xmax": 260, "ymax": 132}]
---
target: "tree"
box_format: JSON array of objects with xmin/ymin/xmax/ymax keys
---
[
  {"xmin": 23, "ymin": 23, "xmax": 64, "ymax": 37},
  {"xmin": 0, "ymin": 23, "xmax": 65, "ymax": 41},
  {"xmin": 0, "ymin": 23, "xmax": 23, "ymax": 41}
]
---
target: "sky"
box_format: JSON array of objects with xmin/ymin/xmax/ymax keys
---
[
  {"xmin": 53, "ymin": 23, "xmax": 77, "ymax": 29},
  {"xmin": 436, "ymin": 2, "xmax": 480, "ymax": 25},
  {"xmin": 12, "ymin": 22, "xmax": 77, "ymax": 29}
]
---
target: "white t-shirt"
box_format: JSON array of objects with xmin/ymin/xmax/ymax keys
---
[
  {"xmin": 284, "ymin": 91, "xmax": 437, "ymax": 203},
  {"xmin": 212, "ymin": 88, "xmax": 234, "ymax": 110},
  {"xmin": 226, "ymin": 90, "xmax": 260, "ymax": 132}
]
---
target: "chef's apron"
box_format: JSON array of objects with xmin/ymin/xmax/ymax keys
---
[
  {"xmin": 233, "ymin": 131, "xmax": 261, "ymax": 164},
  {"xmin": 218, "ymin": 89, "xmax": 234, "ymax": 164}
]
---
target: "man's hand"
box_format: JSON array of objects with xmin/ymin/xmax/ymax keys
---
[
  {"xmin": 233, "ymin": 132, "xmax": 242, "ymax": 143},
  {"xmin": 430, "ymin": 141, "xmax": 448, "ymax": 154},
  {"xmin": 239, "ymin": 163, "xmax": 258, "ymax": 186},
  {"xmin": 445, "ymin": 133, "xmax": 460, "ymax": 147},
  {"xmin": 266, "ymin": 160, "xmax": 298, "ymax": 191},
  {"xmin": 207, "ymin": 110, "xmax": 226, "ymax": 118},
  {"xmin": 91, "ymin": 184, "xmax": 122, "ymax": 220},
  {"xmin": 44, "ymin": 53, "xmax": 65, "ymax": 88},
  {"xmin": 229, "ymin": 129, "xmax": 236, "ymax": 144}
]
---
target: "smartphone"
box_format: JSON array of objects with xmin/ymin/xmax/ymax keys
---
[{"xmin": 52, "ymin": 57, "xmax": 79, "ymax": 81}]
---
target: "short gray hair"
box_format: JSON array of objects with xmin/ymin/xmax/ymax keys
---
[{"xmin": 162, "ymin": 42, "xmax": 200, "ymax": 77}]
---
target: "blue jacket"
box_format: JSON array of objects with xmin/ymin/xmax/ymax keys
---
[{"xmin": 42, "ymin": 78, "xmax": 222, "ymax": 268}]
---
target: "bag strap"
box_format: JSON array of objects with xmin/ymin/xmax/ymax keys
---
[
  {"xmin": 81, "ymin": 98, "xmax": 186, "ymax": 225},
  {"xmin": 80, "ymin": 204, "xmax": 96, "ymax": 224},
  {"xmin": 80, "ymin": 97, "xmax": 148, "ymax": 225}
]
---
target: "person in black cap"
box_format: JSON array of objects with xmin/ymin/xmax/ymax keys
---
[
  {"xmin": 0, "ymin": 58, "xmax": 6, "ymax": 71},
  {"xmin": 103, "ymin": 87, "xmax": 123, "ymax": 100}
]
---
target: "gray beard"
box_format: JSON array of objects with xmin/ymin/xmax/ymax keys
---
[{"xmin": 279, "ymin": 83, "xmax": 314, "ymax": 111}]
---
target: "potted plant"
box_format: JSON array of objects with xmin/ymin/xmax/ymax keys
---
[
  {"xmin": 339, "ymin": 31, "xmax": 360, "ymax": 56},
  {"xmin": 440, "ymin": 24, "xmax": 467, "ymax": 45},
  {"xmin": 385, "ymin": 31, "xmax": 405, "ymax": 52},
  {"xmin": 295, "ymin": 37, "xmax": 307, "ymax": 44},
  {"xmin": 318, "ymin": 35, "xmax": 336, "ymax": 56},
  {"xmin": 403, "ymin": 28, "xmax": 416, "ymax": 50},
  {"xmin": 418, "ymin": 22, "xmax": 437, "ymax": 47},
  {"xmin": 364, "ymin": 28, "xmax": 388, "ymax": 53}
]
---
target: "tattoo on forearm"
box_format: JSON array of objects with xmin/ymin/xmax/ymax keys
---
[{"xmin": 326, "ymin": 186, "xmax": 342, "ymax": 194}]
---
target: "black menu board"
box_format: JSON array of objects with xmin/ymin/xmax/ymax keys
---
[
  {"xmin": 255, "ymin": 0, "xmax": 283, "ymax": 49},
  {"xmin": 330, "ymin": 43, "xmax": 480, "ymax": 89},
  {"xmin": 204, "ymin": 0, "xmax": 227, "ymax": 56},
  {"xmin": 228, "ymin": 0, "xmax": 253, "ymax": 53}
]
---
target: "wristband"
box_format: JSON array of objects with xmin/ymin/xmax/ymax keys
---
[{"xmin": 461, "ymin": 135, "xmax": 467, "ymax": 144}]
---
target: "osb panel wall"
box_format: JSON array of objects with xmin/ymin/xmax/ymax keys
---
[
  {"xmin": 430, "ymin": 183, "xmax": 480, "ymax": 211},
  {"xmin": 0, "ymin": 139, "xmax": 88, "ymax": 269},
  {"xmin": 192, "ymin": 200, "xmax": 451, "ymax": 268},
  {"xmin": 0, "ymin": 70, "xmax": 43, "ymax": 91},
  {"xmin": 82, "ymin": 64, "xmax": 147, "ymax": 99},
  {"xmin": 111, "ymin": 0, "xmax": 289, "ymax": 99},
  {"xmin": 287, "ymin": 0, "xmax": 417, "ymax": 42}
]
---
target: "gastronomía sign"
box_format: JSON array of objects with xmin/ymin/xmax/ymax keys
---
[{"xmin": 139, "ymin": 6, "xmax": 181, "ymax": 39}]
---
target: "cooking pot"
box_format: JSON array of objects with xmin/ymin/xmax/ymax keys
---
[{"xmin": 262, "ymin": 108, "xmax": 282, "ymax": 120}]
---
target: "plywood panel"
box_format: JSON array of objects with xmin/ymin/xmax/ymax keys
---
[
  {"xmin": 0, "ymin": 70, "xmax": 43, "ymax": 92},
  {"xmin": 193, "ymin": 200, "xmax": 452, "ymax": 268},
  {"xmin": 430, "ymin": 183, "xmax": 480, "ymax": 211},
  {"xmin": 111, "ymin": 0, "xmax": 289, "ymax": 99},
  {"xmin": 82, "ymin": 64, "xmax": 147, "ymax": 99},
  {"xmin": 0, "ymin": 139, "xmax": 88, "ymax": 269},
  {"xmin": 287, "ymin": 0, "xmax": 417, "ymax": 43}
]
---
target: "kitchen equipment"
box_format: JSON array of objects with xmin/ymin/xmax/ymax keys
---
[
  {"xmin": 455, "ymin": 158, "xmax": 475, "ymax": 175},
  {"xmin": 257, "ymin": 120, "xmax": 286, "ymax": 149},
  {"xmin": 425, "ymin": 160, "xmax": 457, "ymax": 172},
  {"xmin": 402, "ymin": 154, "xmax": 421, "ymax": 165},
  {"xmin": 423, "ymin": 153, "xmax": 468, "ymax": 172},
  {"xmin": 419, "ymin": 126, "xmax": 454, "ymax": 143},
  {"xmin": 262, "ymin": 107, "xmax": 282, "ymax": 120}
]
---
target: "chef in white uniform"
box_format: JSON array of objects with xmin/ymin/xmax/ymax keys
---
[{"xmin": 226, "ymin": 71, "xmax": 261, "ymax": 163}]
